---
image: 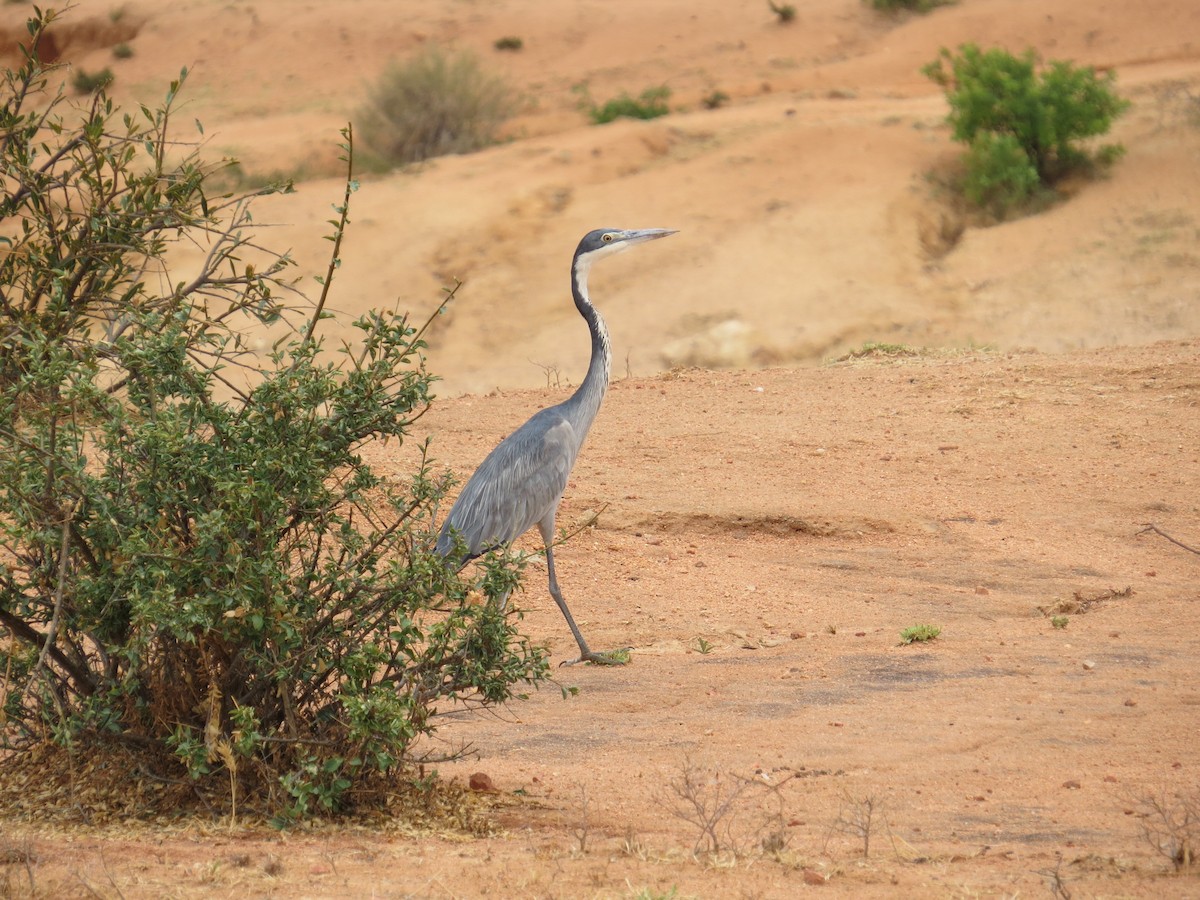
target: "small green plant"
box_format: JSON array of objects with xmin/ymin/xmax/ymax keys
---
[
  {"xmin": 899, "ymin": 624, "xmax": 941, "ymax": 644},
  {"xmin": 702, "ymin": 90, "xmax": 730, "ymax": 110},
  {"xmin": 585, "ymin": 85, "xmax": 671, "ymax": 124},
  {"xmin": 357, "ymin": 48, "xmax": 516, "ymax": 167},
  {"xmin": 769, "ymin": 1, "xmax": 797, "ymax": 23},
  {"xmin": 695, "ymin": 637, "xmax": 714, "ymax": 655},
  {"xmin": 825, "ymin": 624, "xmax": 838, "ymax": 635},
  {"xmin": 1051, "ymin": 615, "xmax": 1069, "ymax": 629},
  {"xmin": 70, "ymin": 66, "xmax": 113, "ymax": 93},
  {"xmin": 493, "ymin": 36, "xmax": 523, "ymax": 51},
  {"xmin": 112, "ymin": 42, "xmax": 134, "ymax": 59},
  {"xmin": 924, "ymin": 44, "xmax": 1129, "ymax": 216}
]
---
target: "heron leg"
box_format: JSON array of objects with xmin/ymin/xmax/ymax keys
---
[{"xmin": 538, "ymin": 520, "xmax": 627, "ymax": 667}]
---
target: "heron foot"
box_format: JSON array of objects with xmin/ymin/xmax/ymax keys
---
[{"xmin": 559, "ymin": 647, "xmax": 631, "ymax": 667}]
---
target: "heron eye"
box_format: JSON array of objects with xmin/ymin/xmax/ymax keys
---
[{"xmin": 602, "ymin": 233, "xmax": 614, "ymax": 243}]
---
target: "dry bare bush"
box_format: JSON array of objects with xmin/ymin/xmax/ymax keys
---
[
  {"xmin": 357, "ymin": 48, "xmax": 516, "ymax": 168},
  {"xmin": 824, "ymin": 790, "xmax": 893, "ymax": 859},
  {"xmin": 657, "ymin": 757, "xmax": 799, "ymax": 857},
  {"xmin": 1127, "ymin": 786, "xmax": 1199, "ymax": 870}
]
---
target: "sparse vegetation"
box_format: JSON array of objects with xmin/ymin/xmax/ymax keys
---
[
  {"xmin": 701, "ymin": 90, "xmax": 730, "ymax": 110},
  {"xmin": 769, "ymin": 1, "xmax": 797, "ymax": 23},
  {"xmin": 836, "ymin": 341, "xmax": 921, "ymax": 361},
  {"xmin": 825, "ymin": 791, "xmax": 891, "ymax": 858},
  {"xmin": 660, "ymin": 758, "xmax": 754, "ymax": 855},
  {"xmin": 112, "ymin": 42, "xmax": 133, "ymax": 59},
  {"xmin": 1128, "ymin": 787, "xmax": 1199, "ymax": 870},
  {"xmin": 0, "ymin": 9, "xmax": 545, "ymax": 823},
  {"xmin": 493, "ymin": 36, "xmax": 523, "ymax": 52},
  {"xmin": 585, "ymin": 85, "xmax": 671, "ymax": 124},
  {"xmin": 694, "ymin": 636, "xmax": 714, "ymax": 655},
  {"xmin": 899, "ymin": 624, "xmax": 941, "ymax": 644},
  {"xmin": 1052, "ymin": 615, "xmax": 1069, "ymax": 629},
  {"xmin": 924, "ymin": 44, "xmax": 1130, "ymax": 217},
  {"xmin": 70, "ymin": 65, "xmax": 112, "ymax": 93},
  {"xmin": 357, "ymin": 48, "xmax": 516, "ymax": 167}
]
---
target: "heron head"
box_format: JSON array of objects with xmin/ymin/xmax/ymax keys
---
[{"xmin": 575, "ymin": 227, "xmax": 677, "ymax": 265}]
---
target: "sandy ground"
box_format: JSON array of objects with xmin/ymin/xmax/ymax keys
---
[{"xmin": 2, "ymin": 0, "xmax": 1200, "ymax": 896}]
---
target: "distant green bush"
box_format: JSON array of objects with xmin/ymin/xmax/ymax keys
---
[
  {"xmin": 769, "ymin": 1, "xmax": 797, "ymax": 23},
  {"xmin": 586, "ymin": 86, "xmax": 671, "ymax": 124},
  {"xmin": 71, "ymin": 66, "xmax": 112, "ymax": 93},
  {"xmin": 493, "ymin": 36, "xmax": 523, "ymax": 51},
  {"xmin": 924, "ymin": 44, "xmax": 1129, "ymax": 216},
  {"xmin": 961, "ymin": 131, "xmax": 1040, "ymax": 215},
  {"xmin": 358, "ymin": 49, "xmax": 516, "ymax": 166}
]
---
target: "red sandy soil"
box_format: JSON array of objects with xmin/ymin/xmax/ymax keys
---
[{"xmin": 2, "ymin": 0, "xmax": 1199, "ymax": 896}]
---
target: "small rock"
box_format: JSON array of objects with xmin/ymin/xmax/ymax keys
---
[
  {"xmin": 802, "ymin": 868, "xmax": 827, "ymax": 885},
  {"xmin": 975, "ymin": 586, "xmax": 990, "ymax": 595},
  {"xmin": 1124, "ymin": 699, "xmax": 1137, "ymax": 707},
  {"xmin": 1063, "ymin": 780, "xmax": 1082, "ymax": 790},
  {"xmin": 790, "ymin": 631, "xmax": 805, "ymax": 640},
  {"xmin": 1082, "ymin": 660, "xmax": 1096, "ymax": 671},
  {"xmin": 1104, "ymin": 775, "xmax": 1119, "ymax": 783},
  {"xmin": 469, "ymin": 772, "xmax": 498, "ymax": 793}
]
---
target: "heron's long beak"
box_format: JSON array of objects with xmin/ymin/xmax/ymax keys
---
[{"xmin": 620, "ymin": 228, "xmax": 678, "ymax": 244}]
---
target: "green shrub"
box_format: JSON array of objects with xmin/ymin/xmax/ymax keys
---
[
  {"xmin": 0, "ymin": 9, "xmax": 546, "ymax": 822},
  {"xmin": 924, "ymin": 44, "xmax": 1129, "ymax": 213},
  {"xmin": 357, "ymin": 48, "xmax": 516, "ymax": 166},
  {"xmin": 112, "ymin": 42, "xmax": 133, "ymax": 59},
  {"xmin": 899, "ymin": 624, "xmax": 942, "ymax": 644},
  {"xmin": 961, "ymin": 131, "xmax": 1041, "ymax": 215},
  {"xmin": 769, "ymin": 1, "xmax": 797, "ymax": 23},
  {"xmin": 586, "ymin": 85, "xmax": 671, "ymax": 124},
  {"xmin": 493, "ymin": 36, "xmax": 523, "ymax": 52},
  {"xmin": 70, "ymin": 65, "xmax": 112, "ymax": 93}
]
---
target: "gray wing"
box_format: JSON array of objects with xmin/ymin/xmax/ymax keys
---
[{"xmin": 437, "ymin": 407, "xmax": 580, "ymax": 562}]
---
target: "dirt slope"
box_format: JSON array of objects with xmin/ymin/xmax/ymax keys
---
[{"xmin": 2, "ymin": 0, "xmax": 1199, "ymax": 895}]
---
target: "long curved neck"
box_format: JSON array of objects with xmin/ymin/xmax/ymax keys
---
[{"xmin": 561, "ymin": 252, "xmax": 611, "ymax": 435}]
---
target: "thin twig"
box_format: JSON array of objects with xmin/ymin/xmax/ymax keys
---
[{"xmin": 1137, "ymin": 523, "xmax": 1200, "ymax": 557}]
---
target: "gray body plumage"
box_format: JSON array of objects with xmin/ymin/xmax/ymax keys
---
[{"xmin": 436, "ymin": 227, "xmax": 675, "ymax": 664}]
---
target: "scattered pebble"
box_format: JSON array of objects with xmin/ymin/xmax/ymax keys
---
[
  {"xmin": 802, "ymin": 869, "xmax": 827, "ymax": 885},
  {"xmin": 1063, "ymin": 780, "xmax": 1082, "ymax": 790},
  {"xmin": 1082, "ymin": 660, "xmax": 1096, "ymax": 670}
]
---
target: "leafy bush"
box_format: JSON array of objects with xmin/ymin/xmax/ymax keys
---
[
  {"xmin": 961, "ymin": 131, "xmax": 1040, "ymax": 214},
  {"xmin": 768, "ymin": 1, "xmax": 797, "ymax": 23},
  {"xmin": 357, "ymin": 48, "xmax": 516, "ymax": 167},
  {"xmin": 70, "ymin": 65, "xmax": 112, "ymax": 93},
  {"xmin": 585, "ymin": 85, "xmax": 671, "ymax": 124},
  {"xmin": 924, "ymin": 44, "xmax": 1129, "ymax": 214},
  {"xmin": 0, "ymin": 9, "xmax": 546, "ymax": 822}
]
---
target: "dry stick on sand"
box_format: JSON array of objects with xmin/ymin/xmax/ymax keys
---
[{"xmin": 1137, "ymin": 523, "xmax": 1200, "ymax": 557}]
